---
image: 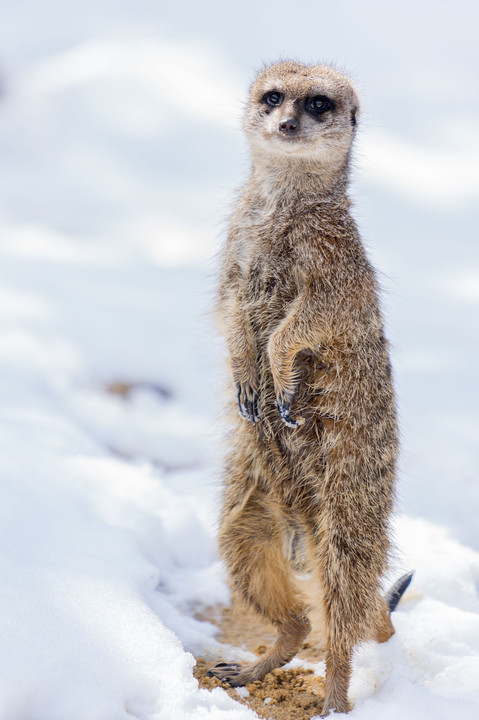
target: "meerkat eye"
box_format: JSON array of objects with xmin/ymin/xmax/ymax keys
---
[
  {"xmin": 305, "ymin": 95, "xmax": 333, "ymax": 116},
  {"xmin": 262, "ymin": 91, "xmax": 284, "ymax": 107}
]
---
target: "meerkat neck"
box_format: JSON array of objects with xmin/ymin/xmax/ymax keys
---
[{"xmin": 249, "ymin": 149, "xmax": 351, "ymax": 206}]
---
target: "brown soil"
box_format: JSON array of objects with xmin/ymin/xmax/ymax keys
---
[
  {"xmin": 105, "ymin": 380, "xmax": 171, "ymax": 400},
  {"xmin": 193, "ymin": 602, "xmax": 326, "ymax": 720}
]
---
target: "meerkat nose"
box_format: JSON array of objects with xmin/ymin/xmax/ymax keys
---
[{"xmin": 279, "ymin": 118, "xmax": 299, "ymax": 135}]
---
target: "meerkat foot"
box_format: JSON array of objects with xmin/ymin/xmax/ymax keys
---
[
  {"xmin": 275, "ymin": 395, "xmax": 304, "ymax": 428},
  {"xmin": 206, "ymin": 662, "xmax": 242, "ymax": 683},
  {"xmin": 206, "ymin": 662, "xmax": 253, "ymax": 687},
  {"xmin": 206, "ymin": 658, "xmax": 270, "ymax": 687},
  {"xmin": 236, "ymin": 383, "xmax": 260, "ymax": 424}
]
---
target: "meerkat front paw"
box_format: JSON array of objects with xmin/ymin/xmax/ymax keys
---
[
  {"xmin": 236, "ymin": 383, "xmax": 260, "ymax": 424},
  {"xmin": 275, "ymin": 393, "xmax": 305, "ymax": 429}
]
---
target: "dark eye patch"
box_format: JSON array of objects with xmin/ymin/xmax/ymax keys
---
[
  {"xmin": 262, "ymin": 91, "xmax": 284, "ymax": 108},
  {"xmin": 304, "ymin": 95, "xmax": 334, "ymax": 119}
]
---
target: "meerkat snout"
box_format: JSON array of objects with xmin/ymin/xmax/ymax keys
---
[{"xmin": 278, "ymin": 117, "xmax": 299, "ymax": 136}]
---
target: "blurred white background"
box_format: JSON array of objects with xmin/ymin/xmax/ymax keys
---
[{"xmin": 0, "ymin": 3, "xmax": 478, "ymax": 718}]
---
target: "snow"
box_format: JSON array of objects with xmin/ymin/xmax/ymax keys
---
[{"xmin": 0, "ymin": 0, "xmax": 478, "ymax": 718}]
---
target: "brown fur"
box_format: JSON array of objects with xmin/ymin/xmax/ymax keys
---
[{"xmin": 211, "ymin": 61, "xmax": 398, "ymax": 715}]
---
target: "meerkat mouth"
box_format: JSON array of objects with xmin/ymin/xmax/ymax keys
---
[
  {"xmin": 255, "ymin": 131, "xmax": 310, "ymax": 157},
  {"xmin": 278, "ymin": 132, "xmax": 302, "ymax": 142},
  {"xmin": 273, "ymin": 133, "xmax": 309, "ymax": 155}
]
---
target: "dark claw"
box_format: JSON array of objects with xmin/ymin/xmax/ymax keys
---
[
  {"xmin": 386, "ymin": 570, "xmax": 414, "ymax": 612},
  {"xmin": 207, "ymin": 662, "xmax": 242, "ymax": 683},
  {"xmin": 275, "ymin": 395, "xmax": 304, "ymax": 429},
  {"xmin": 224, "ymin": 673, "xmax": 244, "ymax": 687},
  {"xmin": 236, "ymin": 383, "xmax": 260, "ymax": 424}
]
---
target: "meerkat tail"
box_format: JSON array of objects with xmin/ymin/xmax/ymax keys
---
[{"xmin": 385, "ymin": 571, "xmax": 414, "ymax": 613}]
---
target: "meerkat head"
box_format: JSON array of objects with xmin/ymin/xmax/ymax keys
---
[{"xmin": 244, "ymin": 61, "xmax": 359, "ymax": 171}]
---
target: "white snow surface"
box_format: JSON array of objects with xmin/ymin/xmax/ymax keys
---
[{"xmin": 0, "ymin": 1, "xmax": 478, "ymax": 718}]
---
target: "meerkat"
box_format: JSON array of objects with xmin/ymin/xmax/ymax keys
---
[{"xmin": 208, "ymin": 60, "xmax": 412, "ymax": 716}]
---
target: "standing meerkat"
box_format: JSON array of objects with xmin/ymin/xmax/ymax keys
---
[{"xmin": 208, "ymin": 60, "xmax": 412, "ymax": 715}]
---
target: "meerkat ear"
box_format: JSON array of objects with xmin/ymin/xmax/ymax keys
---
[{"xmin": 350, "ymin": 107, "xmax": 357, "ymax": 127}]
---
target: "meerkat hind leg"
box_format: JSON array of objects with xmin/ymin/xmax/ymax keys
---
[
  {"xmin": 208, "ymin": 492, "xmax": 311, "ymax": 686},
  {"xmin": 207, "ymin": 611, "xmax": 310, "ymax": 687}
]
